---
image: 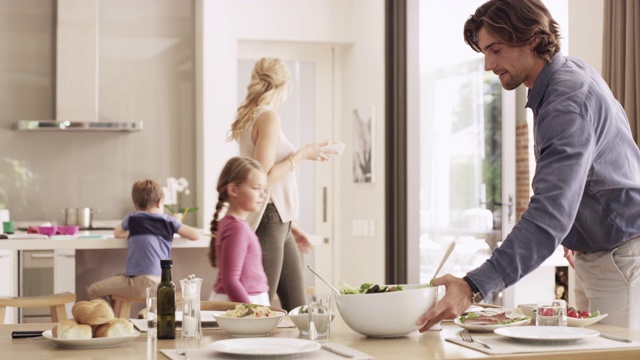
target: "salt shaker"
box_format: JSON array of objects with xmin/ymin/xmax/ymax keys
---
[{"xmin": 180, "ymin": 274, "xmax": 202, "ymax": 338}]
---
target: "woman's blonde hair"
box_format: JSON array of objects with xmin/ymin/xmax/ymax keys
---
[
  {"xmin": 228, "ymin": 57, "xmax": 291, "ymax": 142},
  {"xmin": 208, "ymin": 156, "xmax": 265, "ymax": 267}
]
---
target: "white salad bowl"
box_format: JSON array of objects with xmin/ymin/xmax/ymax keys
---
[{"xmin": 335, "ymin": 284, "xmax": 438, "ymax": 338}]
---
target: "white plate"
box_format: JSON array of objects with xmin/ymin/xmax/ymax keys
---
[
  {"xmin": 42, "ymin": 330, "xmax": 140, "ymax": 349},
  {"xmin": 208, "ymin": 338, "xmax": 321, "ymax": 356},
  {"xmin": 567, "ymin": 313, "xmax": 608, "ymax": 327},
  {"xmin": 494, "ymin": 326, "xmax": 600, "ymax": 341},
  {"xmin": 454, "ymin": 317, "xmax": 530, "ymax": 332}
]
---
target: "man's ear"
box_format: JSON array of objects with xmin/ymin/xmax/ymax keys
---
[{"xmin": 529, "ymin": 36, "xmax": 540, "ymax": 50}]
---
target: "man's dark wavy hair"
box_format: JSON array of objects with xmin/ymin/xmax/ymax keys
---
[{"xmin": 463, "ymin": 0, "xmax": 561, "ymax": 62}]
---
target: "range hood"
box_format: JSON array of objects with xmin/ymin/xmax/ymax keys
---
[
  {"xmin": 13, "ymin": 0, "xmax": 141, "ymax": 132},
  {"xmin": 14, "ymin": 120, "xmax": 142, "ymax": 131}
]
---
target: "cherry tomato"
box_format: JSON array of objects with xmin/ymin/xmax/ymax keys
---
[
  {"xmin": 580, "ymin": 310, "xmax": 591, "ymax": 318},
  {"xmin": 567, "ymin": 309, "xmax": 581, "ymax": 318},
  {"xmin": 538, "ymin": 308, "xmax": 556, "ymax": 317}
]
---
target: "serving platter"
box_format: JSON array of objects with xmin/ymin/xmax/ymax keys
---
[
  {"xmin": 454, "ymin": 317, "xmax": 530, "ymax": 332},
  {"xmin": 494, "ymin": 326, "xmax": 600, "ymax": 341},
  {"xmin": 208, "ymin": 338, "xmax": 320, "ymax": 357},
  {"xmin": 42, "ymin": 330, "xmax": 140, "ymax": 349},
  {"xmin": 455, "ymin": 308, "xmax": 530, "ymax": 332}
]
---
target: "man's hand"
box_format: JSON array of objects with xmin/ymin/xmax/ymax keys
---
[
  {"xmin": 417, "ymin": 274, "xmax": 473, "ymax": 332},
  {"xmin": 563, "ymin": 246, "xmax": 575, "ymax": 269}
]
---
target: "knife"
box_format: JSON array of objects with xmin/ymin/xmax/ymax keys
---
[
  {"xmin": 600, "ymin": 333, "xmax": 632, "ymax": 343},
  {"xmin": 11, "ymin": 331, "xmax": 44, "ymax": 339}
]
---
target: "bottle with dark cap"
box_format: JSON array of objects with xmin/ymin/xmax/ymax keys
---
[{"xmin": 157, "ymin": 259, "xmax": 176, "ymax": 339}]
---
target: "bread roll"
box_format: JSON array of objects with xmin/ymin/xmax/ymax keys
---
[
  {"xmin": 52, "ymin": 319, "xmax": 92, "ymax": 339},
  {"xmin": 94, "ymin": 318, "xmax": 135, "ymax": 338},
  {"xmin": 72, "ymin": 299, "xmax": 115, "ymax": 325}
]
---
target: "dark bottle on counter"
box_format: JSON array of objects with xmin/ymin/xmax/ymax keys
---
[{"xmin": 157, "ymin": 259, "xmax": 176, "ymax": 339}]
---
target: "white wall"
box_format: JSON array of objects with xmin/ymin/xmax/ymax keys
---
[
  {"xmin": 197, "ymin": 0, "xmax": 387, "ymax": 287},
  {"xmin": 568, "ymin": 0, "xmax": 604, "ymax": 74},
  {"xmin": 335, "ymin": 1, "xmax": 386, "ymax": 285}
]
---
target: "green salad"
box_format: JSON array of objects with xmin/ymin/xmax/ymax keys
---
[{"xmin": 339, "ymin": 282, "xmax": 405, "ymax": 294}]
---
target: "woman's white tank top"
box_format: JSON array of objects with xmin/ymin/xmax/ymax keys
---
[{"xmin": 238, "ymin": 106, "xmax": 299, "ymax": 223}]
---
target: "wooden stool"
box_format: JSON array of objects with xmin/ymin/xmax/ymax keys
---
[
  {"xmin": 113, "ymin": 290, "xmax": 183, "ymax": 318},
  {"xmin": 112, "ymin": 295, "xmax": 146, "ymax": 318},
  {"xmin": 0, "ymin": 292, "xmax": 76, "ymax": 324}
]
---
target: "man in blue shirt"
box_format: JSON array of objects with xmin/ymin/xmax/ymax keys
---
[{"xmin": 418, "ymin": 0, "xmax": 640, "ymax": 331}]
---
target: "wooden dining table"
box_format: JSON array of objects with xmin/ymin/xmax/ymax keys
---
[{"xmin": 3, "ymin": 316, "xmax": 640, "ymax": 359}]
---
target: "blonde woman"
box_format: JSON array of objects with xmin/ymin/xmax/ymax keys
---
[{"xmin": 229, "ymin": 57, "xmax": 335, "ymax": 310}]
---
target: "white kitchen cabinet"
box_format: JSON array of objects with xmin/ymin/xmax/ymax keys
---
[
  {"xmin": 54, "ymin": 248, "xmax": 75, "ymax": 318},
  {"xmin": 0, "ymin": 249, "xmax": 17, "ymax": 323}
]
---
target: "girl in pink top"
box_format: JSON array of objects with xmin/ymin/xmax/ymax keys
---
[{"xmin": 208, "ymin": 157, "xmax": 270, "ymax": 305}]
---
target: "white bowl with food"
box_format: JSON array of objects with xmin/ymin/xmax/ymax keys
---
[
  {"xmin": 212, "ymin": 304, "xmax": 286, "ymax": 337},
  {"xmin": 335, "ymin": 283, "xmax": 438, "ymax": 338},
  {"xmin": 288, "ymin": 305, "xmax": 336, "ymax": 336},
  {"xmin": 567, "ymin": 308, "xmax": 607, "ymax": 327}
]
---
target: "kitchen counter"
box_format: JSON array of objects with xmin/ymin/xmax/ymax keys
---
[
  {"xmin": 2, "ymin": 319, "xmax": 640, "ymax": 359},
  {"xmin": 0, "ymin": 231, "xmax": 215, "ymax": 308},
  {"xmin": 0, "ymin": 231, "xmax": 211, "ymax": 250}
]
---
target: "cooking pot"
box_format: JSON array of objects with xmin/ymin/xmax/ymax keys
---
[{"xmin": 62, "ymin": 207, "xmax": 95, "ymax": 228}]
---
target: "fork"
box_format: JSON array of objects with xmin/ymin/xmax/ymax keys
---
[{"xmin": 460, "ymin": 329, "xmax": 492, "ymax": 349}]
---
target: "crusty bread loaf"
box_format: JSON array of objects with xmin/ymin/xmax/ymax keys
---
[
  {"xmin": 94, "ymin": 318, "xmax": 135, "ymax": 338},
  {"xmin": 52, "ymin": 319, "xmax": 92, "ymax": 339},
  {"xmin": 72, "ymin": 299, "xmax": 115, "ymax": 325}
]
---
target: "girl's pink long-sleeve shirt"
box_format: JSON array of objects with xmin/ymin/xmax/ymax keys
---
[{"xmin": 213, "ymin": 215, "xmax": 269, "ymax": 302}]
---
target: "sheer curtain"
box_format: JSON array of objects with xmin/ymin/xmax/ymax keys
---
[{"xmin": 602, "ymin": 0, "xmax": 640, "ymax": 144}]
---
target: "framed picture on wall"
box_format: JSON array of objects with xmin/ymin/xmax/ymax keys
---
[{"xmin": 353, "ymin": 106, "xmax": 374, "ymax": 183}]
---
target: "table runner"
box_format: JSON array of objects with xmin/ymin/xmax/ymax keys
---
[
  {"xmin": 446, "ymin": 331, "xmax": 640, "ymax": 355},
  {"xmin": 131, "ymin": 317, "xmax": 295, "ymax": 332},
  {"xmin": 160, "ymin": 341, "xmax": 374, "ymax": 359}
]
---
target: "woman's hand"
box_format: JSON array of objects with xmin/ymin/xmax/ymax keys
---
[{"xmin": 291, "ymin": 223, "xmax": 313, "ymax": 254}]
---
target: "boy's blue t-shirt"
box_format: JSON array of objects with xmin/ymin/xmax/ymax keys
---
[{"xmin": 122, "ymin": 212, "xmax": 182, "ymax": 276}]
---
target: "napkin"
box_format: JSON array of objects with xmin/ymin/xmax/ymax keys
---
[{"xmin": 446, "ymin": 332, "xmax": 640, "ymax": 355}]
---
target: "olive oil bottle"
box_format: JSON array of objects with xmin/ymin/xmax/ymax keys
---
[{"xmin": 157, "ymin": 259, "xmax": 176, "ymax": 339}]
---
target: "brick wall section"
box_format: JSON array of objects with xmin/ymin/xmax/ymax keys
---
[{"xmin": 515, "ymin": 122, "xmax": 531, "ymax": 220}]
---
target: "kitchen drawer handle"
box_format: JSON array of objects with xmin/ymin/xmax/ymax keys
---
[{"xmin": 30, "ymin": 253, "xmax": 55, "ymax": 259}]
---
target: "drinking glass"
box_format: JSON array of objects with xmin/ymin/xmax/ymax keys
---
[
  {"xmin": 536, "ymin": 299, "xmax": 567, "ymax": 326},
  {"xmin": 308, "ymin": 293, "xmax": 331, "ymax": 342},
  {"xmin": 146, "ymin": 287, "xmax": 158, "ymax": 334}
]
